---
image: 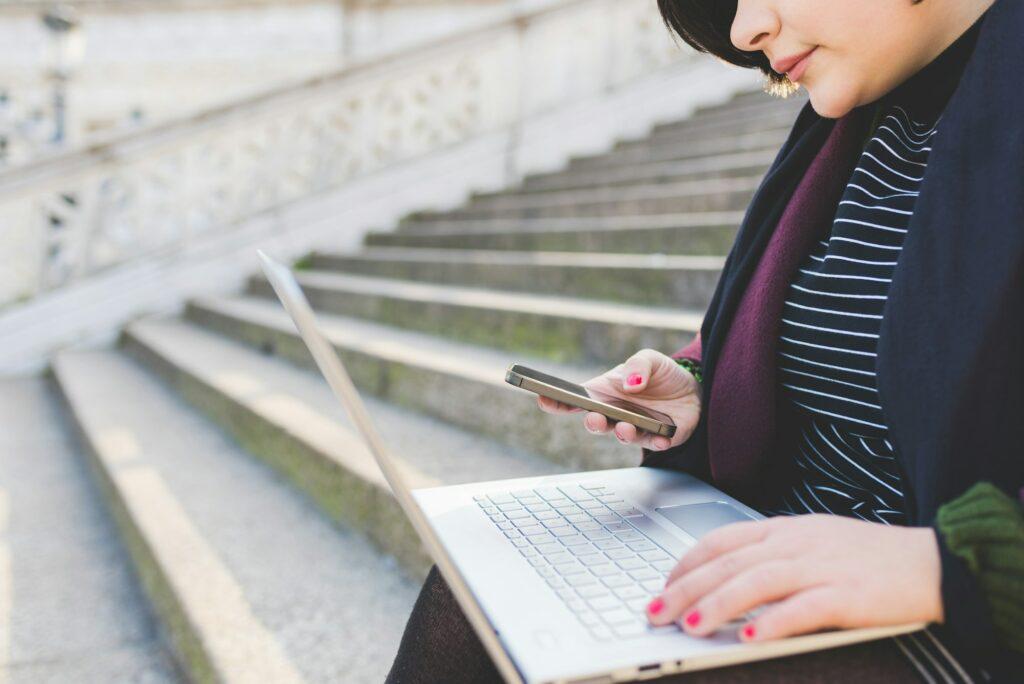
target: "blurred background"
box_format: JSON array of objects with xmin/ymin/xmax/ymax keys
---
[{"xmin": 0, "ymin": 0, "xmax": 806, "ymax": 681}]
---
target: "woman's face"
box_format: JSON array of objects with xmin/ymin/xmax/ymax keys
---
[{"xmin": 729, "ymin": 0, "xmax": 992, "ymax": 118}]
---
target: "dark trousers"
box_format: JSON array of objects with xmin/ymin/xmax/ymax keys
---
[{"xmin": 386, "ymin": 566, "xmax": 923, "ymax": 684}]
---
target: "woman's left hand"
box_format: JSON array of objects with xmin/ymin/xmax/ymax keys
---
[{"xmin": 646, "ymin": 513, "xmax": 944, "ymax": 642}]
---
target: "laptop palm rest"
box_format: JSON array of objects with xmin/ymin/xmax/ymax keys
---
[{"xmin": 655, "ymin": 501, "xmax": 756, "ymax": 541}]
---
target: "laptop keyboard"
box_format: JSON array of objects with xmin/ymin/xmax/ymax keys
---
[{"xmin": 476, "ymin": 483, "xmax": 705, "ymax": 641}]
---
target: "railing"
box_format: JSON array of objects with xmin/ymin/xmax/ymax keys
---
[{"xmin": 0, "ymin": 0, "xmax": 697, "ymax": 310}]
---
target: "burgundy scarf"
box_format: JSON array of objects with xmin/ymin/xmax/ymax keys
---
[{"xmin": 674, "ymin": 107, "xmax": 873, "ymax": 493}]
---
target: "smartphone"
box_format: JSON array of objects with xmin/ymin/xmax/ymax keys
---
[{"xmin": 505, "ymin": 363, "xmax": 676, "ymax": 438}]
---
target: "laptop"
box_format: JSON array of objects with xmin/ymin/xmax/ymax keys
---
[{"xmin": 256, "ymin": 250, "xmax": 927, "ymax": 683}]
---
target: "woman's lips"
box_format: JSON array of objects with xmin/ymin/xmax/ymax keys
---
[{"xmin": 786, "ymin": 47, "xmax": 817, "ymax": 82}]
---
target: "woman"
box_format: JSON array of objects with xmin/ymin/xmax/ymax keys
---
[{"xmin": 387, "ymin": 0, "xmax": 1024, "ymax": 681}]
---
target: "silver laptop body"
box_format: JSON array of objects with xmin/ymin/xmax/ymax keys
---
[{"xmin": 257, "ymin": 251, "xmax": 926, "ymax": 684}]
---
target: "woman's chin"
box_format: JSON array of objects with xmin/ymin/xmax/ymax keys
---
[{"xmin": 805, "ymin": 85, "xmax": 861, "ymax": 120}]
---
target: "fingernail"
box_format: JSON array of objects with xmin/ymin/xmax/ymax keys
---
[
  {"xmin": 627, "ymin": 373, "xmax": 643, "ymax": 386},
  {"xmin": 647, "ymin": 598, "xmax": 664, "ymax": 615},
  {"xmin": 742, "ymin": 623, "xmax": 756, "ymax": 640},
  {"xmin": 684, "ymin": 610, "xmax": 701, "ymax": 627}
]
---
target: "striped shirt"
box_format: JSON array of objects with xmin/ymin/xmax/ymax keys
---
[{"xmin": 751, "ymin": 16, "xmax": 989, "ymax": 684}]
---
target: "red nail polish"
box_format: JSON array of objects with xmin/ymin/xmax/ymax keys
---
[
  {"xmin": 685, "ymin": 610, "xmax": 701, "ymax": 627},
  {"xmin": 627, "ymin": 374, "xmax": 643, "ymax": 386},
  {"xmin": 647, "ymin": 598, "xmax": 664, "ymax": 615},
  {"xmin": 743, "ymin": 624, "xmax": 756, "ymax": 639}
]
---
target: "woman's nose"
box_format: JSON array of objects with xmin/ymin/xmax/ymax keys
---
[{"xmin": 730, "ymin": 0, "xmax": 780, "ymax": 53}]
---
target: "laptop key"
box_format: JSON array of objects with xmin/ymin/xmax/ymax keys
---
[
  {"xmin": 517, "ymin": 525, "xmax": 544, "ymax": 536},
  {"xmin": 545, "ymin": 552, "xmax": 574, "ymax": 566},
  {"xmin": 640, "ymin": 579, "xmax": 664, "ymax": 593},
  {"xmin": 583, "ymin": 530, "xmax": 612, "ymax": 541},
  {"xmin": 640, "ymin": 550, "xmax": 671, "ymax": 562},
  {"xmin": 560, "ymin": 536, "xmax": 590, "ymax": 549},
  {"xmin": 589, "ymin": 564, "xmax": 620, "ymax": 577},
  {"xmin": 629, "ymin": 598, "xmax": 652, "ymax": 613},
  {"xmin": 600, "ymin": 608, "xmax": 634, "ymax": 625},
  {"xmin": 604, "ymin": 548, "xmax": 633, "ymax": 560},
  {"xmin": 575, "ymin": 585, "xmax": 610, "ymax": 599},
  {"xmin": 566, "ymin": 573, "xmax": 597, "ymax": 588},
  {"xmin": 553, "ymin": 562, "xmax": 587, "ymax": 576},
  {"xmin": 505, "ymin": 510, "xmax": 532, "ymax": 520},
  {"xmin": 629, "ymin": 568, "xmax": 660, "ymax": 581},
  {"xmin": 612, "ymin": 622, "xmax": 648, "ymax": 638},
  {"xmin": 600, "ymin": 575, "xmax": 632, "ymax": 589},
  {"xmin": 527, "ymin": 533, "xmax": 557, "ymax": 545},
  {"xmin": 594, "ymin": 539, "xmax": 625, "ymax": 551},
  {"xmin": 566, "ymin": 598, "xmax": 587, "ymax": 612},
  {"xmin": 615, "ymin": 558, "xmax": 646, "ymax": 571},
  {"xmin": 511, "ymin": 538, "xmax": 530, "ymax": 548},
  {"xmin": 546, "ymin": 576, "xmax": 568, "ymax": 590},
  {"xmin": 519, "ymin": 546, "xmax": 539, "ymax": 558},
  {"xmin": 558, "ymin": 485, "xmax": 593, "ymax": 501},
  {"xmin": 613, "ymin": 586, "xmax": 646, "ymax": 600},
  {"xmin": 614, "ymin": 530, "xmax": 644, "ymax": 542},
  {"xmin": 535, "ymin": 543, "xmax": 563, "ymax": 555},
  {"xmin": 586, "ymin": 596, "xmax": 621, "ymax": 612},
  {"xmin": 533, "ymin": 487, "xmax": 563, "ymax": 501},
  {"xmin": 626, "ymin": 540, "xmax": 657, "ymax": 552},
  {"xmin": 489, "ymin": 494, "xmax": 515, "ymax": 505},
  {"xmin": 652, "ymin": 560, "xmax": 676, "ymax": 573},
  {"xmin": 574, "ymin": 521, "xmax": 602, "ymax": 532},
  {"xmin": 578, "ymin": 612, "xmax": 602, "ymax": 627}
]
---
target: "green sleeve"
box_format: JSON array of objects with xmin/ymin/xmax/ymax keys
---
[{"xmin": 935, "ymin": 481, "xmax": 1024, "ymax": 653}]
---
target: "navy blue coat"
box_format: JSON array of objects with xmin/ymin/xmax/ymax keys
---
[{"xmin": 644, "ymin": 0, "xmax": 1024, "ymax": 677}]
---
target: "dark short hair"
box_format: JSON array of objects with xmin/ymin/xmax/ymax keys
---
[{"xmin": 656, "ymin": 0, "xmax": 926, "ymax": 98}]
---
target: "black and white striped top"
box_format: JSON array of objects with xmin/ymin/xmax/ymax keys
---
[{"xmin": 752, "ymin": 16, "xmax": 989, "ymax": 684}]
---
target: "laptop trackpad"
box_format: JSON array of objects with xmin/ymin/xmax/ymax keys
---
[{"xmin": 655, "ymin": 501, "xmax": 755, "ymax": 540}]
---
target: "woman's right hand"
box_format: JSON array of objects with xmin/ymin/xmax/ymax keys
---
[{"xmin": 536, "ymin": 348, "xmax": 702, "ymax": 452}]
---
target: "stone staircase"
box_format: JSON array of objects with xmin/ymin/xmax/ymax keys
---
[{"xmin": 1, "ymin": 86, "xmax": 807, "ymax": 682}]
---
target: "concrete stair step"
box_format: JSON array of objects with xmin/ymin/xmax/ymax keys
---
[
  {"xmin": 569, "ymin": 128, "xmax": 789, "ymax": 173},
  {"xmin": 726, "ymin": 88, "xmax": 798, "ymax": 107},
  {"xmin": 0, "ymin": 377, "xmax": 179, "ymax": 683},
  {"xmin": 647, "ymin": 97, "xmax": 805, "ymax": 140},
  {"xmin": 366, "ymin": 211, "xmax": 742, "ymax": 255},
  {"xmin": 308, "ymin": 247, "xmax": 724, "ymax": 308},
  {"xmin": 181, "ymin": 295, "xmax": 640, "ymax": 471},
  {"xmin": 244, "ymin": 270, "xmax": 701, "ymax": 366},
  {"xmin": 401, "ymin": 176, "xmax": 760, "ymax": 225},
  {"xmin": 52, "ymin": 348, "xmax": 423, "ymax": 683},
  {"xmin": 120, "ymin": 317, "xmax": 570, "ymax": 581}
]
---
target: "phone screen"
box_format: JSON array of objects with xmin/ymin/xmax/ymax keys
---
[{"xmin": 511, "ymin": 365, "xmax": 675, "ymax": 426}]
